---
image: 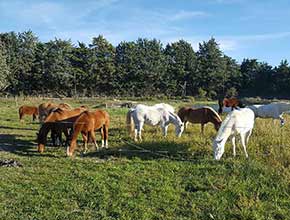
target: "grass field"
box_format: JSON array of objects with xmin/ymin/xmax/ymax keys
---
[{"xmin": 0, "ymin": 97, "xmax": 289, "ymax": 220}]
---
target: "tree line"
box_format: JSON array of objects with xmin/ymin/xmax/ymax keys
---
[{"xmin": 0, "ymin": 30, "xmax": 289, "ymax": 99}]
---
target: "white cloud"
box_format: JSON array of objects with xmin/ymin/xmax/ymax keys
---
[{"xmin": 168, "ymin": 10, "xmax": 209, "ymax": 21}]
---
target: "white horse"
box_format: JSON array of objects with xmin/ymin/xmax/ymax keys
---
[
  {"xmin": 126, "ymin": 104, "xmax": 184, "ymax": 142},
  {"xmin": 213, "ymin": 108, "xmax": 255, "ymax": 160},
  {"xmin": 247, "ymin": 102, "xmax": 290, "ymax": 126},
  {"xmin": 153, "ymin": 103, "xmax": 175, "ymax": 113}
]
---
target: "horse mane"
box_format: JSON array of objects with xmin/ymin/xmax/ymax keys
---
[
  {"xmin": 51, "ymin": 108, "xmax": 64, "ymax": 114},
  {"xmin": 215, "ymin": 111, "xmax": 235, "ymax": 141},
  {"xmin": 204, "ymin": 106, "xmax": 222, "ymax": 122}
]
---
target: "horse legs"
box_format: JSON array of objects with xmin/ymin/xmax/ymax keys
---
[
  {"xmin": 100, "ymin": 127, "xmax": 105, "ymax": 148},
  {"xmin": 81, "ymin": 132, "xmax": 89, "ymax": 153},
  {"xmin": 201, "ymin": 124, "xmax": 205, "ymax": 135},
  {"xmin": 162, "ymin": 125, "xmax": 169, "ymax": 137},
  {"xmin": 279, "ymin": 114, "xmax": 285, "ymax": 126},
  {"xmin": 184, "ymin": 121, "xmax": 188, "ymax": 131},
  {"xmin": 240, "ymin": 133, "xmax": 249, "ymax": 158},
  {"xmin": 33, "ymin": 114, "xmax": 36, "ymax": 121},
  {"xmin": 231, "ymin": 136, "xmax": 236, "ymax": 157},
  {"xmin": 137, "ymin": 121, "xmax": 144, "ymax": 142},
  {"xmin": 19, "ymin": 113, "xmax": 24, "ymax": 122},
  {"xmin": 103, "ymin": 125, "xmax": 109, "ymax": 148},
  {"xmin": 246, "ymin": 129, "xmax": 252, "ymax": 144},
  {"xmin": 89, "ymin": 130, "xmax": 98, "ymax": 152}
]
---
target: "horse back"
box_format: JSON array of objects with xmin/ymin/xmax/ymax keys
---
[
  {"xmin": 45, "ymin": 107, "xmax": 85, "ymax": 123},
  {"xmin": 178, "ymin": 107, "xmax": 207, "ymax": 123},
  {"xmin": 19, "ymin": 105, "xmax": 38, "ymax": 115}
]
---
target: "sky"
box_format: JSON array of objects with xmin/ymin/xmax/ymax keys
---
[{"xmin": 0, "ymin": 0, "xmax": 290, "ymax": 66}]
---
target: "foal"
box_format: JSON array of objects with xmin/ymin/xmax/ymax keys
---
[{"xmin": 19, "ymin": 105, "xmax": 39, "ymax": 121}]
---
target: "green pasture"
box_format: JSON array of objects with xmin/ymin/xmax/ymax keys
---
[{"xmin": 0, "ymin": 97, "xmax": 289, "ymax": 220}]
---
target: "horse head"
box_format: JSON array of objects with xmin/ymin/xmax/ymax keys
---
[
  {"xmin": 173, "ymin": 113, "xmax": 184, "ymax": 137},
  {"xmin": 213, "ymin": 138, "xmax": 224, "ymax": 160}
]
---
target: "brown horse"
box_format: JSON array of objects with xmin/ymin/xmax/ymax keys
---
[
  {"xmin": 37, "ymin": 107, "xmax": 87, "ymax": 153},
  {"xmin": 38, "ymin": 102, "xmax": 72, "ymax": 122},
  {"xmin": 218, "ymin": 97, "xmax": 245, "ymax": 114},
  {"xmin": 19, "ymin": 105, "xmax": 39, "ymax": 121},
  {"xmin": 67, "ymin": 110, "xmax": 110, "ymax": 157},
  {"xmin": 177, "ymin": 106, "xmax": 222, "ymax": 134}
]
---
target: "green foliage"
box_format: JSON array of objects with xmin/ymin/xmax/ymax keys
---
[
  {"xmin": 0, "ymin": 44, "xmax": 10, "ymax": 91},
  {"xmin": 1, "ymin": 30, "xmax": 290, "ymax": 98},
  {"xmin": 164, "ymin": 40, "xmax": 197, "ymax": 96}
]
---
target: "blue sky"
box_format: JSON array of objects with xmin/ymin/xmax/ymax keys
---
[{"xmin": 0, "ymin": 0, "xmax": 289, "ymax": 66}]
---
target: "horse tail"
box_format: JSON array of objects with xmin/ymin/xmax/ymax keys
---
[
  {"xmin": 126, "ymin": 109, "xmax": 135, "ymax": 136},
  {"xmin": 218, "ymin": 99, "xmax": 224, "ymax": 114}
]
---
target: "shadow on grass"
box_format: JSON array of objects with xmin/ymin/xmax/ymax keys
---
[
  {"xmin": 0, "ymin": 133, "xmax": 65, "ymax": 158},
  {"xmin": 0, "ymin": 125, "xmax": 38, "ymax": 131},
  {"xmin": 84, "ymin": 139, "xmax": 212, "ymax": 162}
]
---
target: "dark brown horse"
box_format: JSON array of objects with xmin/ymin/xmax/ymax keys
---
[
  {"xmin": 177, "ymin": 106, "xmax": 222, "ymax": 134},
  {"xmin": 19, "ymin": 105, "xmax": 39, "ymax": 121},
  {"xmin": 37, "ymin": 107, "xmax": 87, "ymax": 153},
  {"xmin": 218, "ymin": 97, "xmax": 245, "ymax": 114},
  {"xmin": 67, "ymin": 110, "xmax": 110, "ymax": 157}
]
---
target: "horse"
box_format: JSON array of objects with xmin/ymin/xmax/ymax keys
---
[
  {"xmin": 177, "ymin": 106, "xmax": 222, "ymax": 134},
  {"xmin": 247, "ymin": 102, "xmax": 290, "ymax": 126},
  {"xmin": 37, "ymin": 107, "xmax": 87, "ymax": 153},
  {"xmin": 126, "ymin": 104, "xmax": 184, "ymax": 142},
  {"xmin": 38, "ymin": 102, "xmax": 72, "ymax": 122},
  {"xmin": 19, "ymin": 105, "xmax": 39, "ymax": 121},
  {"xmin": 153, "ymin": 103, "xmax": 175, "ymax": 113},
  {"xmin": 66, "ymin": 110, "xmax": 110, "ymax": 157},
  {"xmin": 213, "ymin": 108, "xmax": 255, "ymax": 160},
  {"xmin": 218, "ymin": 97, "xmax": 245, "ymax": 114}
]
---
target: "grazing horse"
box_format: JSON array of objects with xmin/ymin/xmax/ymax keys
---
[
  {"xmin": 38, "ymin": 102, "xmax": 72, "ymax": 122},
  {"xmin": 153, "ymin": 103, "xmax": 175, "ymax": 113},
  {"xmin": 19, "ymin": 105, "xmax": 39, "ymax": 121},
  {"xmin": 247, "ymin": 102, "xmax": 290, "ymax": 126},
  {"xmin": 37, "ymin": 107, "xmax": 87, "ymax": 153},
  {"xmin": 66, "ymin": 110, "xmax": 110, "ymax": 157},
  {"xmin": 218, "ymin": 97, "xmax": 245, "ymax": 114},
  {"xmin": 213, "ymin": 108, "xmax": 255, "ymax": 160},
  {"xmin": 126, "ymin": 104, "xmax": 184, "ymax": 142},
  {"xmin": 177, "ymin": 106, "xmax": 222, "ymax": 134}
]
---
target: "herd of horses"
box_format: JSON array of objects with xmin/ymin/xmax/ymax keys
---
[{"xmin": 18, "ymin": 98, "xmax": 290, "ymax": 160}]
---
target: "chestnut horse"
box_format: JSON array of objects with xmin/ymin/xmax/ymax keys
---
[
  {"xmin": 67, "ymin": 110, "xmax": 110, "ymax": 157},
  {"xmin": 38, "ymin": 102, "xmax": 72, "ymax": 122},
  {"xmin": 177, "ymin": 106, "xmax": 222, "ymax": 134},
  {"xmin": 19, "ymin": 105, "xmax": 39, "ymax": 121},
  {"xmin": 218, "ymin": 97, "xmax": 245, "ymax": 114},
  {"xmin": 37, "ymin": 107, "xmax": 87, "ymax": 153}
]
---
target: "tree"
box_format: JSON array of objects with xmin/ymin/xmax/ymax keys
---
[
  {"xmin": 42, "ymin": 39, "xmax": 74, "ymax": 96},
  {"xmin": 196, "ymin": 38, "xmax": 227, "ymax": 98},
  {"xmin": 0, "ymin": 44, "xmax": 10, "ymax": 91},
  {"xmin": 164, "ymin": 40, "xmax": 197, "ymax": 96},
  {"xmin": 88, "ymin": 35, "xmax": 116, "ymax": 96},
  {"xmin": 70, "ymin": 42, "xmax": 91, "ymax": 96},
  {"xmin": 273, "ymin": 60, "xmax": 290, "ymax": 98}
]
